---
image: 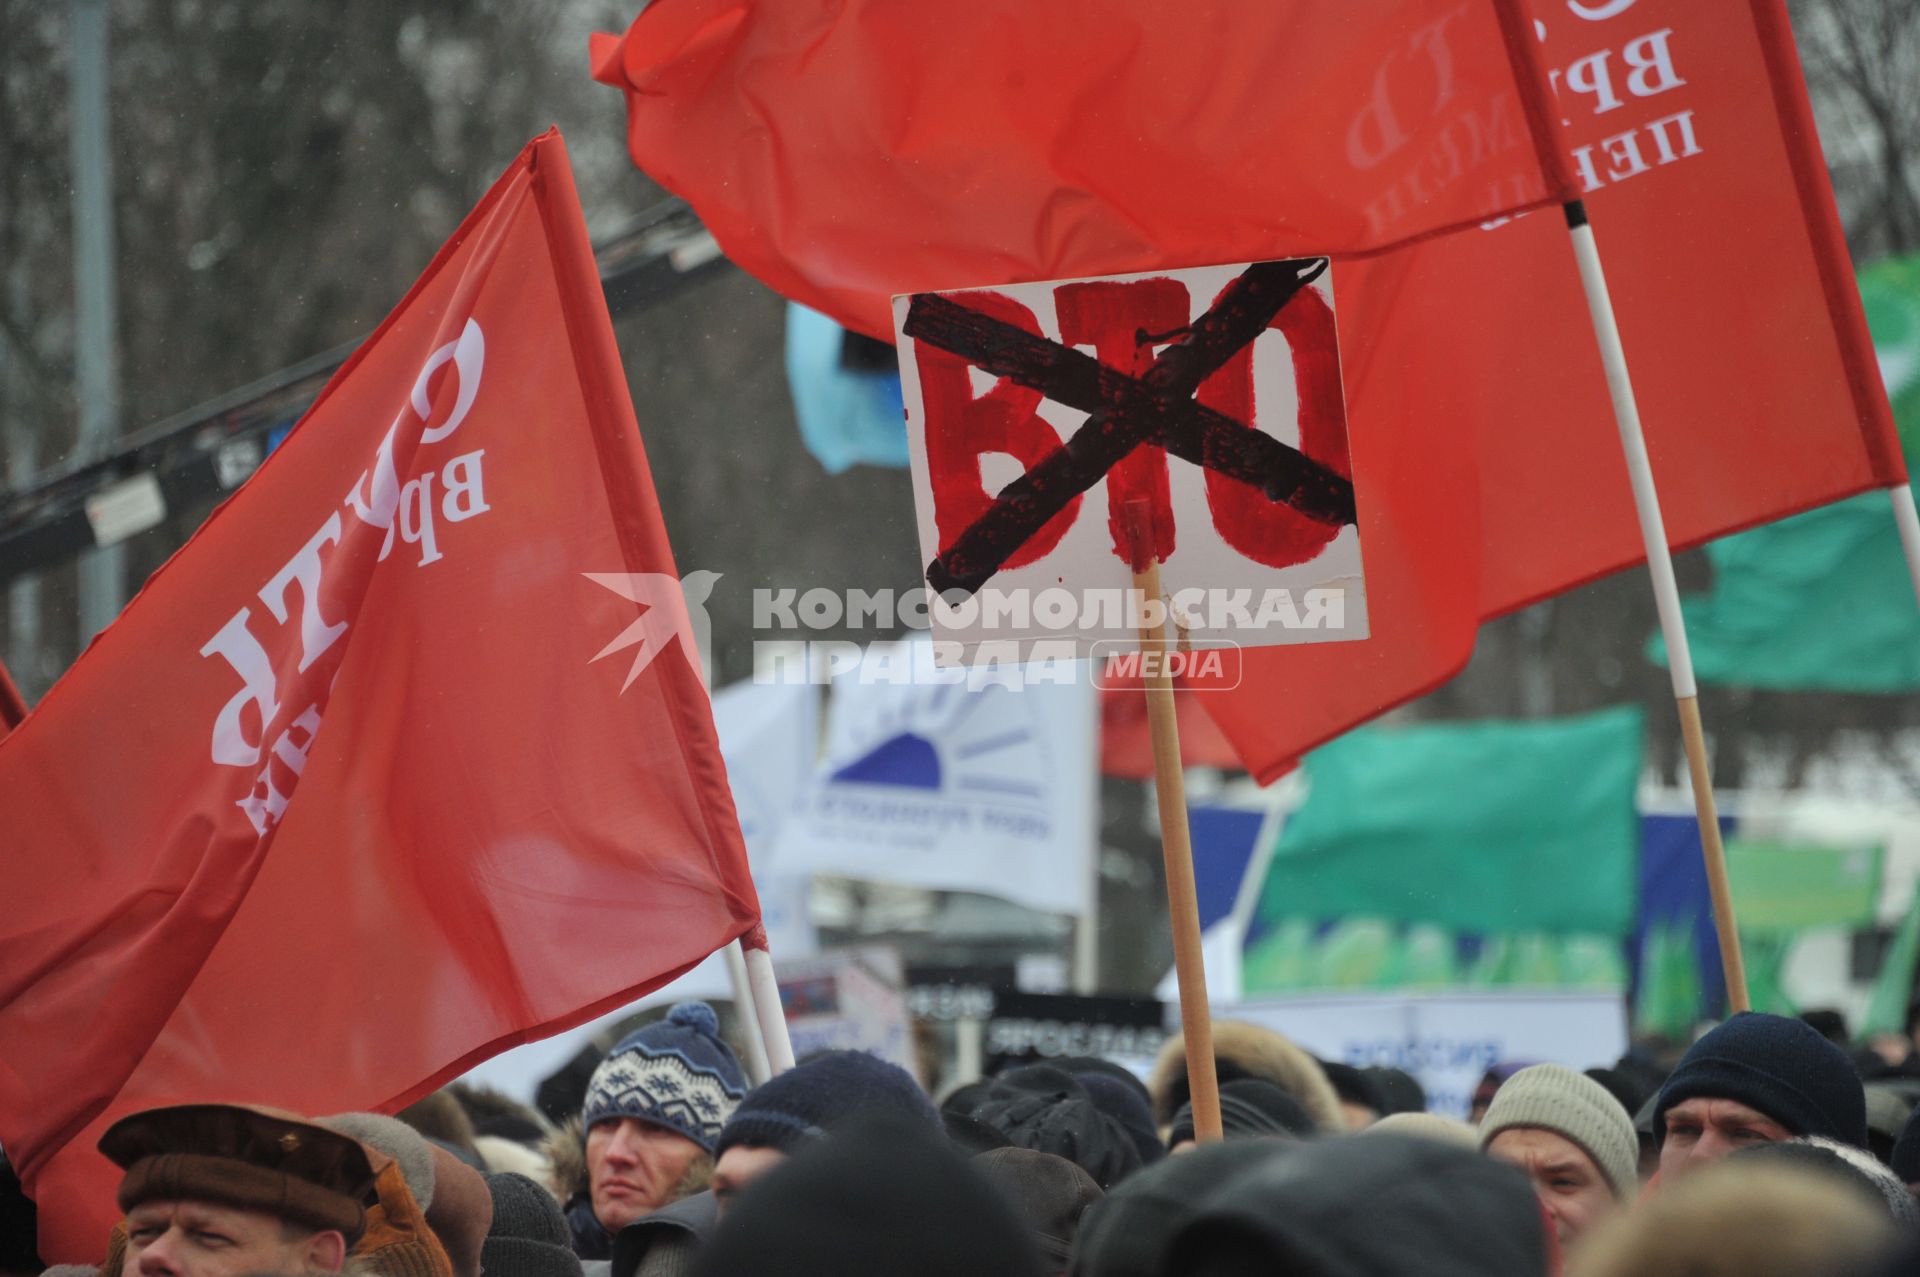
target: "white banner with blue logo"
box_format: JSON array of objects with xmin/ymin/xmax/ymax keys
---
[{"xmin": 769, "ymin": 637, "xmax": 1097, "ymax": 916}]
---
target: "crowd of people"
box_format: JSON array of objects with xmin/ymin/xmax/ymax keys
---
[{"xmin": 9, "ymin": 1000, "xmax": 1920, "ymax": 1276}]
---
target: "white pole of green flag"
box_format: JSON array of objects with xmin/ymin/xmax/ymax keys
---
[
  {"xmin": 723, "ymin": 938, "xmax": 774, "ymax": 1085},
  {"xmin": 1563, "ymin": 199, "xmax": 1750, "ymax": 1013}
]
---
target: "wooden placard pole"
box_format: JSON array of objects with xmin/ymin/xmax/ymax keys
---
[{"xmin": 1125, "ymin": 500, "xmax": 1223, "ymax": 1142}]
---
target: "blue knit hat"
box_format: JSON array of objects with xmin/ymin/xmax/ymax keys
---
[
  {"xmin": 1653, "ymin": 1012, "xmax": 1867, "ymax": 1148},
  {"xmin": 715, "ymin": 1050, "xmax": 937, "ymax": 1157},
  {"xmin": 580, "ymin": 1002, "xmax": 747, "ymax": 1153}
]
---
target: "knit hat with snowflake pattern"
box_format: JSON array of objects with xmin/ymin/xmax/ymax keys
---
[{"xmin": 580, "ymin": 1002, "xmax": 747, "ymax": 1154}]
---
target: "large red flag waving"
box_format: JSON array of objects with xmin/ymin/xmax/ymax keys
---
[
  {"xmin": 0, "ymin": 130, "xmax": 759, "ymax": 1259},
  {"xmin": 592, "ymin": 0, "xmax": 1580, "ymax": 339},
  {"xmin": 594, "ymin": 0, "xmax": 1902, "ymax": 781}
]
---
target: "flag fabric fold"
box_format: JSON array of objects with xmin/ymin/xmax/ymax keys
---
[
  {"xmin": 594, "ymin": 0, "xmax": 1904, "ymax": 782},
  {"xmin": 1646, "ymin": 252, "xmax": 1920, "ymax": 693},
  {"xmin": 593, "ymin": 0, "xmax": 1578, "ymax": 341},
  {"xmin": 0, "ymin": 130, "xmax": 759, "ymax": 1260}
]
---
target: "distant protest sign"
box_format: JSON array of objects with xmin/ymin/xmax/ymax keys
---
[
  {"xmin": 1224, "ymin": 992, "xmax": 1629, "ymax": 1119},
  {"xmin": 985, "ymin": 991, "xmax": 1169, "ymax": 1075},
  {"xmin": 893, "ymin": 260, "xmax": 1366, "ymax": 661},
  {"xmin": 777, "ymin": 946, "xmax": 915, "ymax": 1072}
]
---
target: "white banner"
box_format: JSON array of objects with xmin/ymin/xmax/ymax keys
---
[
  {"xmin": 1216, "ymin": 992, "xmax": 1628, "ymax": 1119},
  {"xmin": 769, "ymin": 637, "xmax": 1097, "ymax": 915}
]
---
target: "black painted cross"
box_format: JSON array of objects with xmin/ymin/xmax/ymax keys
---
[{"xmin": 902, "ymin": 258, "xmax": 1357, "ymax": 597}]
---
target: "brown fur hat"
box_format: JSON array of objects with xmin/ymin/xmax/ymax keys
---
[{"xmin": 1148, "ymin": 1020, "xmax": 1343, "ymax": 1132}]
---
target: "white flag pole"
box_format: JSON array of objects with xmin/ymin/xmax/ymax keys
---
[
  {"xmin": 1888, "ymin": 484, "xmax": 1920, "ymax": 610},
  {"xmin": 742, "ymin": 931, "xmax": 797, "ymax": 1074},
  {"xmin": 1563, "ymin": 199, "xmax": 1749, "ymax": 1012},
  {"xmin": 723, "ymin": 938, "xmax": 773, "ymax": 1086}
]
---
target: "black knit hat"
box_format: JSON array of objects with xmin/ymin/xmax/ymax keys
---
[
  {"xmin": 692, "ymin": 1119, "xmax": 1044, "ymax": 1277},
  {"xmin": 1167, "ymin": 1078, "xmax": 1314, "ymax": 1148},
  {"xmin": 972, "ymin": 1147, "xmax": 1104, "ymax": 1263},
  {"xmin": 1072, "ymin": 1134, "xmax": 1547, "ymax": 1277},
  {"xmin": 962, "ymin": 1067, "xmax": 1142, "ymax": 1189},
  {"xmin": 481, "ymin": 1172, "xmax": 581, "ymax": 1277},
  {"xmin": 1317, "ymin": 1061, "xmax": 1385, "ymax": 1117},
  {"xmin": 1364, "ymin": 1067, "xmax": 1427, "ymax": 1116},
  {"xmin": 1653, "ymin": 1012, "xmax": 1868, "ymax": 1148},
  {"xmin": 1069, "ymin": 1071, "xmax": 1164, "ymax": 1168},
  {"xmin": 717, "ymin": 1050, "xmax": 936, "ymax": 1158}
]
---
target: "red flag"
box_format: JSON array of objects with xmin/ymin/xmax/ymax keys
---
[
  {"xmin": 0, "ymin": 131, "xmax": 758, "ymax": 1260},
  {"xmin": 593, "ymin": 1, "xmax": 1902, "ymax": 782},
  {"xmin": 1100, "ymin": 683, "xmax": 1245, "ymax": 782},
  {"xmin": 1204, "ymin": 0, "xmax": 1904, "ymax": 778},
  {"xmin": 592, "ymin": 0, "xmax": 1578, "ymax": 340}
]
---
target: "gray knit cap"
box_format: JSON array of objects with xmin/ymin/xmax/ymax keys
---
[{"xmin": 1479, "ymin": 1063, "xmax": 1638, "ymax": 1200}]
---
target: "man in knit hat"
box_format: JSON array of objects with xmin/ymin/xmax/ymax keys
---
[
  {"xmin": 708, "ymin": 1050, "xmax": 938, "ymax": 1218},
  {"xmin": 101, "ymin": 1103, "xmax": 381, "ymax": 1277},
  {"xmin": 1479, "ymin": 1063, "xmax": 1638, "ymax": 1247},
  {"xmin": 567, "ymin": 1002, "xmax": 748, "ymax": 1257},
  {"xmin": 1653, "ymin": 1010, "xmax": 1869, "ymax": 1184}
]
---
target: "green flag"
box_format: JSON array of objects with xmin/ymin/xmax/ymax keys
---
[
  {"xmin": 1250, "ymin": 707, "xmax": 1643, "ymax": 937},
  {"xmin": 1649, "ymin": 253, "xmax": 1920, "ymax": 692},
  {"xmin": 1634, "ymin": 917, "xmax": 1703, "ymax": 1039},
  {"xmin": 1865, "ymin": 884, "xmax": 1920, "ymax": 1037},
  {"xmin": 1726, "ymin": 840, "xmax": 1882, "ymax": 932},
  {"xmin": 1243, "ymin": 708, "xmax": 1642, "ymax": 994}
]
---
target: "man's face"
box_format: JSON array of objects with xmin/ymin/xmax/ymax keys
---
[
  {"xmin": 710, "ymin": 1145, "xmax": 787, "ymax": 1220},
  {"xmin": 586, "ymin": 1116, "xmax": 706, "ymax": 1231},
  {"xmin": 125, "ymin": 1199, "xmax": 343, "ymax": 1277},
  {"xmin": 1485, "ymin": 1127, "xmax": 1618, "ymax": 1247},
  {"xmin": 1658, "ymin": 1096, "xmax": 1792, "ymax": 1180}
]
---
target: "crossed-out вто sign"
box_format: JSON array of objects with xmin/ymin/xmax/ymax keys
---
[{"xmin": 894, "ymin": 259, "xmax": 1368, "ymax": 662}]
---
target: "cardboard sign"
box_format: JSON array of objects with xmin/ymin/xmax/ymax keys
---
[{"xmin": 894, "ymin": 260, "xmax": 1366, "ymax": 659}]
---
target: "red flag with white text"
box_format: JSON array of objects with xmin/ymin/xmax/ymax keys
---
[
  {"xmin": 593, "ymin": 0, "xmax": 1902, "ymax": 781},
  {"xmin": 0, "ymin": 130, "xmax": 758, "ymax": 1259}
]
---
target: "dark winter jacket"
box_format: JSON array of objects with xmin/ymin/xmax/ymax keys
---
[{"xmin": 612, "ymin": 1192, "xmax": 717, "ymax": 1277}]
